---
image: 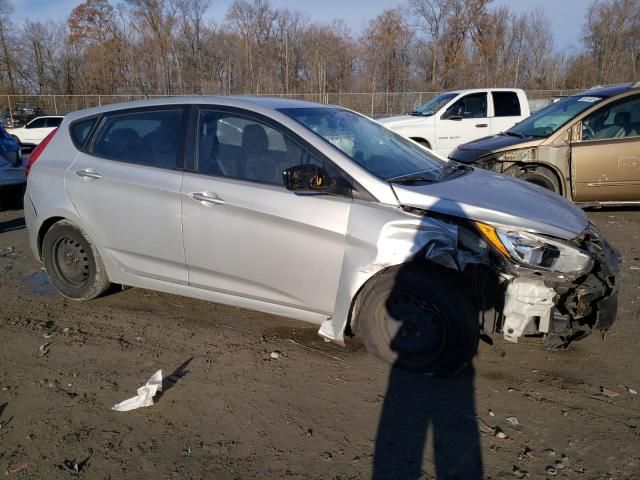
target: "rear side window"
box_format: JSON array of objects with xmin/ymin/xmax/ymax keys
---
[
  {"xmin": 492, "ymin": 91, "xmax": 521, "ymax": 117},
  {"xmin": 47, "ymin": 117, "xmax": 63, "ymax": 127},
  {"xmin": 70, "ymin": 118, "xmax": 97, "ymax": 148},
  {"xmin": 27, "ymin": 118, "xmax": 46, "ymax": 129},
  {"xmin": 91, "ymin": 109, "xmax": 184, "ymax": 169}
]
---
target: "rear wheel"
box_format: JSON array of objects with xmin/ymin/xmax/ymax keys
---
[
  {"xmin": 42, "ymin": 220, "xmax": 110, "ymax": 300},
  {"xmin": 515, "ymin": 165, "xmax": 560, "ymax": 194},
  {"xmin": 355, "ymin": 263, "xmax": 479, "ymax": 375}
]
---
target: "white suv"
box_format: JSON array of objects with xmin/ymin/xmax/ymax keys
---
[{"xmin": 8, "ymin": 116, "xmax": 64, "ymax": 147}]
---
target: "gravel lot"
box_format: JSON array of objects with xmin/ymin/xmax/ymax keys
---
[{"xmin": 0, "ymin": 206, "xmax": 639, "ymax": 479}]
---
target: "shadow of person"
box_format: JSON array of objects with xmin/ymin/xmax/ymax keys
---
[{"xmin": 373, "ymin": 364, "xmax": 482, "ymax": 479}]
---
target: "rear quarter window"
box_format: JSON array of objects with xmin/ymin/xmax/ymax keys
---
[
  {"xmin": 70, "ymin": 118, "xmax": 98, "ymax": 149},
  {"xmin": 492, "ymin": 91, "xmax": 521, "ymax": 117}
]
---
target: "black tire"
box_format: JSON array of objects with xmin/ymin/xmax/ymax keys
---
[
  {"xmin": 411, "ymin": 138, "xmax": 431, "ymax": 149},
  {"xmin": 42, "ymin": 220, "xmax": 111, "ymax": 301},
  {"xmin": 516, "ymin": 166, "xmax": 560, "ymax": 193},
  {"xmin": 355, "ymin": 263, "xmax": 479, "ymax": 375}
]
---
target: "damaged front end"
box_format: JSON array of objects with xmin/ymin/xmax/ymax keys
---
[{"xmin": 476, "ymin": 221, "xmax": 620, "ymax": 348}]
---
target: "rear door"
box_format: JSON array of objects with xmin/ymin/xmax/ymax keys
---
[
  {"xmin": 65, "ymin": 106, "xmax": 189, "ymax": 283},
  {"xmin": 490, "ymin": 91, "xmax": 523, "ymax": 134},
  {"xmin": 180, "ymin": 106, "xmax": 351, "ymax": 314},
  {"xmin": 436, "ymin": 92, "xmax": 489, "ymax": 156},
  {"xmin": 572, "ymin": 94, "xmax": 640, "ymax": 202}
]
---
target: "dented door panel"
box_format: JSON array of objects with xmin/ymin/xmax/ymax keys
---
[{"xmin": 572, "ymin": 137, "xmax": 640, "ymax": 201}]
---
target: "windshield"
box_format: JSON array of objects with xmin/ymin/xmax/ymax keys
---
[
  {"xmin": 412, "ymin": 93, "xmax": 458, "ymax": 116},
  {"xmin": 509, "ymin": 94, "xmax": 604, "ymax": 138},
  {"xmin": 278, "ymin": 107, "xmax": 449, "ymax": 182}
]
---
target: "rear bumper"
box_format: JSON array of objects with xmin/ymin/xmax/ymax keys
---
[{"xmin": 24, "ymin": 188, "xmax": 41, "ymax": 261}]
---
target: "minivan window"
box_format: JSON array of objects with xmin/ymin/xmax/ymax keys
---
[
  {"xmin": 92, "ymin": 109, "xmax": 183, "ymax": 168},
  {"xmin": 70, "ymin": 118, "xmax": 97, "ymax": 147},
  {"xmin": 492, "ymin": 91, "xmax": 521, "ymax": 117},
  {"xmin": 582, "ymin": 95, "xmax": 640, "ymax": 140},
  {"xmin": 197, "ymin": 110, "xmax": 327, "ymax": 185},
  {"xmin": 279, "ymin": 107, "xmax": 450, "ymax": 182},
  {"xmin": 509, "ymin": 95, "xmax": 604, "ymax": 138}
]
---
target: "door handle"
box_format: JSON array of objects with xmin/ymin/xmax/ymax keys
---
[
  {"xmin": 75, "ymin": 169, "xmax": 102, "ymax": 179},
  {"xmin": 189, "ymin": 192, "xmax": 227, "ymax": 206},
  {"xmin": 475, "ymin": 123, "xmax": 488, "ymax": 128}
]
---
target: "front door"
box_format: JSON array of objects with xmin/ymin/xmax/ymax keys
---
[
  {"xmin": 180, "ymin": 107, "xmax": 351, "ymax": 314},
  {"xmin": 65, "ymin": 106, "xmax": 188, "ymax": 283},
  {"xmin": 573, "ymin": 94, "xmax": 640, "ymax": 202},
  {"xmin": 436, "ymin": 92, "xmax": 489, "ymax": 156}
]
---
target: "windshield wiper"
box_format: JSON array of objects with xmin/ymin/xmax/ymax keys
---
[
  {"xmin": 409, "ymin": 111, "xmax": 424, "ymax": 116},
  {"xmin": 504, "ymin": 131, "xmax": 525, "ymax": 138},
  {"xmin": 386, "ymin": 172, "xmax": 436, "ymax": 184}
]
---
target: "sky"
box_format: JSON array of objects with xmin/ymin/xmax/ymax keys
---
[{"xmin": 10, "ymin": 0, "xmax": 587, "ymax": 52}]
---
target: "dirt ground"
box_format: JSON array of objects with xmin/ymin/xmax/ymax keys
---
[{"xmin": 0, "ymin": 206, "xmax": 639, "ymax": 480}]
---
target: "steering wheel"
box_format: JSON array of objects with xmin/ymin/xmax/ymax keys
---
[{"xmin": 582, "ymin": 123, "xmax": 596, "ymax": 140}]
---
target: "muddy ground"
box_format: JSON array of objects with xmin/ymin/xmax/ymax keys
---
[{"xmin": 0, "ymin": 206, "xmax": 638, "ymax": 480}]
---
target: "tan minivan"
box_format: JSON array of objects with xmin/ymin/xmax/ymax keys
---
[{"xmin": 449, "ymin": 83, "xmax": 640, "ymax": 205}]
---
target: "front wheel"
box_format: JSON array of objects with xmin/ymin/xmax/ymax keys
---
[
  {"xmin": 515, "ymin": 166, "xmax": 560, "ymax": 194},
  {"xmin": 42, "ymin": 220, "xmax": 111, "ymax": 301},
  {"xmin": 355, "ymin": 263, "xmax": 479, "ymax": 375}
]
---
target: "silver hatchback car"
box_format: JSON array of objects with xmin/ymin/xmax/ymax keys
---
[{"xmin": 24, "ymin": 97, "xmax": 620, "ymax": 374}]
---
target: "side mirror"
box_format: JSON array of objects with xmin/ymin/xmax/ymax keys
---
[{"xmin": 283, "ymin": 164, "xmax": 336, "ymax": 192}]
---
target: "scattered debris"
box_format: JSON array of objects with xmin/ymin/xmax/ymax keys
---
[
  {"xmin": 112, "ymin": 370, "xmax": 163, "ymax": 412},
  {"xmin": 37, "ymin": 342, "xmax": 50, "ymax": 357},
  {"xmin": 625, "ymin": 386, "xmax": 637, "ymax": 395},
  {"xmin": 491, "ymin": 344, "xmax": 506, "ymax": 357},
  {"xmin": 5, "ymin": 460, "xmax": 31, "ymax": 476},
  {"xmin": 475, "ymin": 416, "xmax": 495, "ymax": 435},
  {"xmin": 543, "ymin": 448, "xmax": 556, "ymax": 457},
  {"xmin": 496, "ymin": 428, "xmax": 508, "ymax": 439},
  {"xmin": 546, "ymin": 466, "xmax": 557, "ymax": 476},
  {"xmin": 506, "ymin": 416, "xmax": 520, "ymax": 426},
  {"xmin": 182, "ymin": 444, "xmax": 192, "ymax": 457},
  {"xmin": 61, "ymin": 453, "xmax": 91, "ymax": 475},
  {"xmin": 599, "ymin": 386, "xmax": 619, "ymax": 398},
  {"xmin": 512, "ymin": 465, "xmax": 527, "ymax": 478},
  {"xmin": 518, "ymin": 446, "xmax": 534, "ymax": 461},
  {"xmin": 630, "ymin": 266, "xmax": 640, "ymax": 271},
  {"xmin": 488, "ymin": 409, "xmax": 495, "ymax": 417},
  {"xmin": 270, "ymin": 351, "xmax": 281, "ymax": 360}
]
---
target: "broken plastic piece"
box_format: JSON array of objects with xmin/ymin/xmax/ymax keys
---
[
  {"xmin": 503, "ymin": 279, "xmax": 555, "ymax": 342},
  {"xmin": 111, "ymin": 370, "xmax": 162, "ymax": 412}
]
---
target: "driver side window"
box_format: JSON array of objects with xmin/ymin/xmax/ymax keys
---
[
  {"xmin": 582, "ymin": 96, "xmax": 640, "ymax": 141},
  {"xmin": 444, "ymin": 93, "xmax": 487, "ymax": 119},
  {"xmin": 196, "ymin": 110, "xmax": 325, "ymax": 186}
]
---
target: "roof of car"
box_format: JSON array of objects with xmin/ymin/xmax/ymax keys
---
[{"xmin": 577, "ymin": 82, "xmax": 638, "ymax": 98}]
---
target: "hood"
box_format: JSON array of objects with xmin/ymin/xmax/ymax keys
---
[
  {"xmin": 448, "ymin": 133, "xmax": 542, "ymax": 163},
  {"xmin": 391, "ymin": 168, "xmax": 587, "ymax": 240},
  {"xmin": 377, "ymin": 115, "xmax": 435, "ymax": 128}
]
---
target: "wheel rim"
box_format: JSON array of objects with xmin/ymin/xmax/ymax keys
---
[
  {"xmin": 52, "ymin": 237, "xmax": 90, "ymax": 287},
  {"xmin": 385, "ymin": 292, "xmax": 445, "ymax": 359}
]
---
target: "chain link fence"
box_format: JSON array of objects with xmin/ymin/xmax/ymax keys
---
[{"xmin": 1, "ymin": 90, "xmax": 582, "ymax": 125}]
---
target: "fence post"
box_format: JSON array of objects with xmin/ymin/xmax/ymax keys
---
[
  {"xmin": 371, "ymin": 93, "xmax": 374, "ymax": 117},
  {"xmin": 7, "ymin": 95, "xmax": 13, "ymax": 125},
  {"xmin": 98, "ymin": 95, "xmax": 102, "ymax": 106},
  {"xmin": 53, "ymin": 95, "xmax": 58, "ymax": 115}
]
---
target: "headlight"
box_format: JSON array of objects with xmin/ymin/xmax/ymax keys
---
[
  {"xmin": 496, "ymin": 148, "xmax": 537, "ymax": 162},
  {"xmin": 475, "ymin": 222, "xmax": 594, "ymax": 274}
]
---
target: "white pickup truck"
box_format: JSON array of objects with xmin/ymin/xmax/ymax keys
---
[{"xmin": 378, "ymin": 88, "xmax": 530, "ymax": 157}]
